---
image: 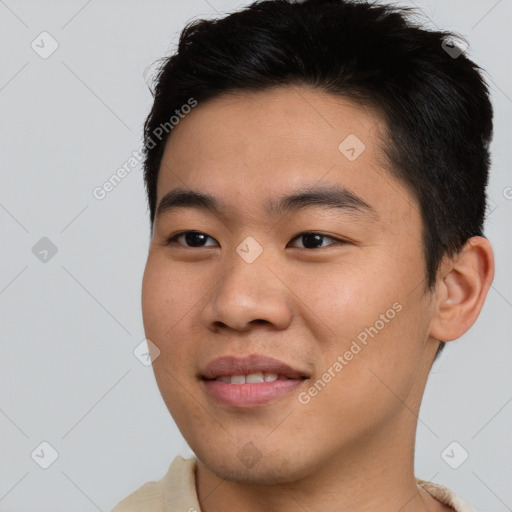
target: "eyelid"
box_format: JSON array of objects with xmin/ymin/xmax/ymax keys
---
[
  {"xmin": 164, "ymin": 230, "xmax": 348, "ymax": 249},
  {"xmin": 164, "ymin": 230, "xmax": 218, "ymax": 247}
]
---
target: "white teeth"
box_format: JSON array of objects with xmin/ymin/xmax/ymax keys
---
[
  {"xmin": 246, "ymin": 372, "xmax": 264, "ymax": 383},
  {"xmin": 214, "ymin": 372, "xmax": 280, "ymax": 384}
]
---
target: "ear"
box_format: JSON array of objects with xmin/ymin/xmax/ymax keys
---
[{"xmin": 429, "ymin": 236, "xmax": 494, "ymax": 342}]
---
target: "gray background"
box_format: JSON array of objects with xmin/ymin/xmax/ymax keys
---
[{"xmin": 0, "ymin": 0, "xmax": 510, "ymax": 510}]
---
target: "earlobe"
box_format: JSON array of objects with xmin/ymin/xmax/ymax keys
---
[{"xmin": 428, "ymin": 236, "xmax": 494, "ymax": 342}]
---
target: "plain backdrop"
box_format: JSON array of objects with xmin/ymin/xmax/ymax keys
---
[{"xmin": 0, "ymin": 0, "xmax": 511, "ymax": 511}]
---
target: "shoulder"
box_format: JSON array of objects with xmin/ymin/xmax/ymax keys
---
[
  {"xmin": 416, "ymin": 478, "xmax": 475, "ymax": 512},
  {"xmin": 110, "ymin": 456, "xmax": 200, "ymax": 512}
]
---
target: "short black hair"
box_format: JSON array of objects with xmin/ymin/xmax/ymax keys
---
[{"xmin": 142, "ymin": 0, "xmax": 493, "ymax": 359}]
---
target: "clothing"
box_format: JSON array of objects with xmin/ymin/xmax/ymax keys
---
[{"xmin": 111, "ymin": 455, "xmax": 475, "ymax": 512}]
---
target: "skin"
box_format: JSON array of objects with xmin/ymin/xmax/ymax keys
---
[{"xmin": 141, "ymin": 85, "xmax": 494, "ymax": 512}]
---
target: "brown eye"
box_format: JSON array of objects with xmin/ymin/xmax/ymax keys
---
[
  {"xmin": 166, "ymin": 231, "xmax": 218, "ymax": 248},
  {"xmin": 289, "ymin": 232, "xmax": 343, "ymax": 249},
  {"xmin": 164, "ymin": 231, "xmax": 346, "ymax": 250}
]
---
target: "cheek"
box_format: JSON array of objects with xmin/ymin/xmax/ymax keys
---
[
  {"xmin": 141, "ymin": 256, "xmax": 165, "ymax": 326},
  {"xmin": 303, "ymin": 259, "xmax": 394, "ymax": 342},
  {"xmin": 142, "ymin": 261, "xmax": 199, "ymax": 421},
  {"xmin": 141, "ymin": 256, "xmax": 203, "ymax": 375},
  {"xmin": 141, "ymin": 256, "xmax": 193, "ymax": 336},
  {"xmin": 302, "ymin": 265, "xmax": 427, "ymax": 417}
]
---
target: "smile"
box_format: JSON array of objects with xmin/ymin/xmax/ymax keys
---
[{"xmin": 212, "ymin": 372, "xmax": 288, "ymax": 384}]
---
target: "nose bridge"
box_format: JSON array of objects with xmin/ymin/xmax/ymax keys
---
[{"xmin": 202, "ymin": 239, "xmax": 292, "ymax": 332}]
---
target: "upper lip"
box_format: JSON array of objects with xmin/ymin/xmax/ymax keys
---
[{"xmin": 200, "ymin": 354, "xmax": 309, "ymax": 380}]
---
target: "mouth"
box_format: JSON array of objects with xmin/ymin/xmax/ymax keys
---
[
  {"xmin": 204, "ymin": 372, "xmax": 305, "ymax": 384},
  {"xmin": 200, "ymin": 354, "xmax": 310, "ymax": 408}
]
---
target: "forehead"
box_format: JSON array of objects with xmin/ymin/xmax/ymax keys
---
[{"xmin": 155, "ymin": 86, "xmax": 419, "ymax": 229}]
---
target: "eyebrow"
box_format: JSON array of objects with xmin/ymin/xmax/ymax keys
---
[{"xmin": 155, "ymin": 185, "xmax": 378, "ymax": 220}]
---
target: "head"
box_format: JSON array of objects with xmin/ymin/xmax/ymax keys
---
[{"xmin": 140, "ymin": 0, "xmax": 494, "ymax": 485}]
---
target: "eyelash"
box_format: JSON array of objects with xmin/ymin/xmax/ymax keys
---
[{"xmin": 164, "ymin": 231, "xmax": 347, "ymax": 250}]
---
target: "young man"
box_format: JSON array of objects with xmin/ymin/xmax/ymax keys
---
[{"xmin": 113, "ymin": 0, "xmax": 494, "ymax": 510}]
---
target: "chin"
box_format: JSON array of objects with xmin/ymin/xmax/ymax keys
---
[{"xmin": 195, "ymin": 443, "xmax": 315, "ymax": 485}]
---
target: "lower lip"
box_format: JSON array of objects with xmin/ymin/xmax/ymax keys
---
[{"xmin": 202, "ymin": 378, "xmax": 305, "ymax": 408}]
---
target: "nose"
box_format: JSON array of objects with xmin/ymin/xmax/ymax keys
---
[{"xmin": 199, "ymin": 248, "xmax": 293, "ymax": 333}]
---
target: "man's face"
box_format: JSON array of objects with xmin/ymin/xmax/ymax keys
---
[{"xmin": 141, "ymin": 86, "xmax": 440, "ymax": 483}]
